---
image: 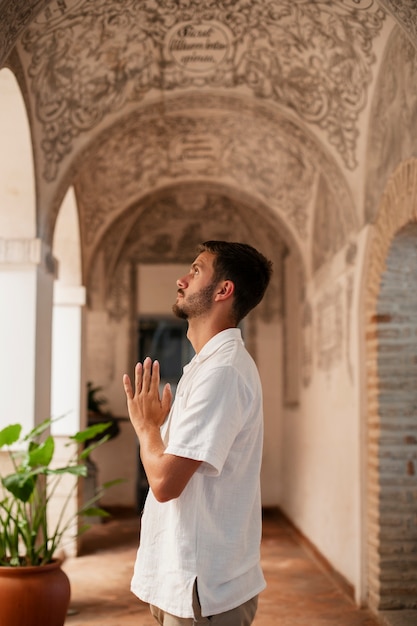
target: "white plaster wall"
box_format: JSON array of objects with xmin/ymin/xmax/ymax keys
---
[
  {"xmin": 280, "ymin": 227, "xmax": 368, "ymax": 600},
  {"xmin": 51, "ymin": 188, "xmax": 85, "ymax": 435},
  {"xmin": 0, "ymin": 69, "xmax": 35, "ymax": 237},
  {"xmin": 51, "ymin": 290, "xmax": 85, "ymax": 436},
  {"xmin": 0, "ymin": 68, "xmax": 45, "ymax": 433},
  {"xmin": 0, "ymin": 263, "xmax": 53, "ymax": 433},
  {"xmin": 0, "ymin": 270, "xmax": 37, "ymax": 432},
  {"xmin": 52, "ymin": 187, "xmax": 82, "ymax": 286}
]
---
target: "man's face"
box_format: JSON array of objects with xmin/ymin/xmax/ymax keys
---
[{"xmin": 172, "ymin": 251, "xmax": 218, "ymax": 320}]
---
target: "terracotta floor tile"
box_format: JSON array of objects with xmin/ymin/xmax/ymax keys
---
[{"xmin": 62, "ymin": 509, "xmax": 415, "ymax": 626}]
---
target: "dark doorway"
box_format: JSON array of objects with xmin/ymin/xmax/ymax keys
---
[{"xmin": 135, "ymin": 317, "xmax": 194, "ymax": 512}]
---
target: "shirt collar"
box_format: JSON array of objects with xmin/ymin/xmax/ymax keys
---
[{"xmin": 194, "ymin": 328, "xmax": 243, "ymax": 363}]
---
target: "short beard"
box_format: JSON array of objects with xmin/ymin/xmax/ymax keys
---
[{"xmin": 172, "ymin": 282, "xmax": 217, "ymax": 320}]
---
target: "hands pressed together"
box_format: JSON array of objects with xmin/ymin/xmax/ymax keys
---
[{"xmin": 123, "ymin": 357, "xmax": 172, "ymax": 437}]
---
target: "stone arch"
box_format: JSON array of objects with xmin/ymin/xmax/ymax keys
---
[
  {"xmin": 0, "ymin": 67, "xmax": 36, "ymax": 238},
  {"xmin": 50, "ymin": 186, "xmax": 85, "ymax": 436},
  {"xmin": 364, "ymin": 158, "xmax": 417, "ymax": 609},
  {"xmin": 85, "ymin": 181, "xmax": 306, "ymax": 290}
]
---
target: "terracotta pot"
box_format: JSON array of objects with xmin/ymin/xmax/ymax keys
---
[{"xmin": 0, "ymin": 559, "xmax": 71, "ymax": 626}]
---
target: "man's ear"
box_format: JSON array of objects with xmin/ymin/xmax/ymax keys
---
[{"xmin": 215, "ymin": 280, "xmax": 234, "ymax": 301}]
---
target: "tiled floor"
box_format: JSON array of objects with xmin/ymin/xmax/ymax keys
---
[{"xmin": 62, "ymin": 509, "xmax": 415, "ymax": 626}]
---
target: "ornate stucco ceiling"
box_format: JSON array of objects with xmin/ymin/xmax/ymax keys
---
[{"xmin": 2, "ymin": 0, "xmax": 417, "ymax": 287}]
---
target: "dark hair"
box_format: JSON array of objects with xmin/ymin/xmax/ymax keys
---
[{"xmin": 197, "ymin": 241, "xmax": 273, "ymax": 324}]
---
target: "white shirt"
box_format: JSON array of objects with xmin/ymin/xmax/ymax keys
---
[{"xmin": 131, "ymin": 328, "xmax": 266, "ymax": 618}]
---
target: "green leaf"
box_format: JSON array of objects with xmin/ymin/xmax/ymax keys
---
[
  {"xmin": 82, "ymin": 507, "xmax": 110, "ymax": 518},
  {"xmin": 0, "ymin": 424, "xmax": 21, "ymax": 448},
  {"xmin": 77, "ymin": 523, "xmax": 91, "ymax": 536},
  {"xmin": 23, "ymin": 417, "xmax": 53, "ymax": 442},
  {"xmin": 71, "ymin": 422, "xmax": 112, "ymax": 444},
  {"xmin": 2, "ymin": 473, "xmax": 36, "ymax": 503},
  {"xmin": 46, "ymin": 464, "xmax": 88, "ymax": 478},
  {"xmin": 80, "ymin": 434, "xmax": 110, "ymax": 459},
  {"xmin": 102, "ymin": 478, "xmax": 126, "ymax": 489},
  {"xmin": 27, "ymin": 436, "xmax": 54, "ymax": 468}
]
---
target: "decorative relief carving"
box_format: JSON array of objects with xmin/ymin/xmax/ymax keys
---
[
  {"xmin": 69, "ymin": 93, "xmax": 356, "ymax": 277},
  {"xmin": 365, "ymin": 27, "xmax": 417, "ymax": 223},
  {"xmin": 76, "ymin": 111, "xmax": 316, "ymax": 250},
  {"xmin": 316, "ymin": 285, "xmax": 343, "ymax": 372},
  {"xmin": 313, "ymin": 174, "xmax": 357, "ymax": 272},
  {"xmin": 340, "ymin": 0, "xmax": 374, "ymax": 7},
  {"xmin": 115, "ymin": 192, "xmax": 269, "ymax": 264},
  {"xmin": 0, "ymin": 0, "xmax": 49, "ymax": 66},
  {"xmin": 17, "ymin": 0, "xmax": 385, "ymax": 181},
  {"xmin": 377, "ymin": 0, "xmax": 417, "ymax": 48}
]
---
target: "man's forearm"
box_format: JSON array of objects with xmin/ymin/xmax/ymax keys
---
[
  {"xmin": 137, "ymin": 424, "xmax": 202, "ymax": 503},
  {"xmin": 137, "ymin": 423, "xmax": 170, "ymax": 501},
  {"xmin": 123, "ymin": 359, "xmax": 201, "ymax": 503}
]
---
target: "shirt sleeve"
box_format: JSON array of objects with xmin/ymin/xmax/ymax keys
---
[{"xmin": 164, "ymin": 364, "xmax": 253, "ymax": 476}]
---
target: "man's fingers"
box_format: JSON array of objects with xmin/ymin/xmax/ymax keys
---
[
  {"xmin": 150, "ymin": 360, "xmax": 161, "ymax": 394},
  {"xmin": 161, "ymin": 382, "xmax": 172, "ymax": 415},
  {"xmin": 123, "ymin": 374, "xmax": 133, "ymax": 399},
  {"xmin": 135, "ymin": 362, "xmax": 143, "ymax": 395},
  {"xmin": 142, "ymin": 356, "xmax": 152, "ymax": 391}
]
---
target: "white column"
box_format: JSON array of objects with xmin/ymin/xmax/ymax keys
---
[
  {"xmin": 51, "ymin": 283, "xmax": 87, "ymax": 436},
  {"xmin": 0, "ymin": 238, "xmax": 55, "ymax": 433}
]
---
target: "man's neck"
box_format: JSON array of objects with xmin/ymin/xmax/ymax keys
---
[{"xmin": 187, "ymin": 318, "xmax": 236, "ymax": 354}]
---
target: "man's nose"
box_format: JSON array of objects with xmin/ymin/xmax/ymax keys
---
[{"xmin": 176, "ymin": 275, "xmax": 187, "ymax": 288}]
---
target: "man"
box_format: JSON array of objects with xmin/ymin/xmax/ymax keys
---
[{"xmin": 123, "ymin": 240, "xmax": 273, "ymax": 626}]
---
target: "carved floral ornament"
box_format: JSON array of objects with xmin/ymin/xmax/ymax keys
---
[
  {"xmin": 77, "ymin": 116, "xmax": 315, "ymax": 247},
  {"xmin": 73, "ymin": 100, "xmax": 356, "ymax": 264},
  {"xmin": 84, "ymin": 182, "xmax": 290, "ymax": 278},
  {"xmin": 17, "ymin": 0, "xmax": 386, "ymax": 182},
  {"xmin": 377, "ymin": 0, "xmax": 417, "ymax": 47},
  {"xmin": 364, "ymin": 28, "xmax": 417, "ymax": 223}
]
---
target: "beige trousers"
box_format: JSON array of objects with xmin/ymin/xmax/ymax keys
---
[{"xmin": 150, "ymin": 582, "xmax": 258, "ymax": 626}]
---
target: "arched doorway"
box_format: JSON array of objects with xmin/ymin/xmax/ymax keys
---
[{"xmin": 365, "ymin": 159, "xmax": 417, "ymax": 610}]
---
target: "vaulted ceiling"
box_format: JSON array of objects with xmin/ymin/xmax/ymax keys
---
[{"xmin": 2, "ymin": 0, "xmax": 417, "ymax": 292}]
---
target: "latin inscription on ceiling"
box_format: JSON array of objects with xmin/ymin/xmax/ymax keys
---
[{"xmin": 165, "ymin": 22, "xmax": 231, "ymax": 75}]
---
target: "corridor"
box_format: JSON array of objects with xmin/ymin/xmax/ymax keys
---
[{"xmin": 62, "ymin": 509, "xmax": 414, "ymax": 626}]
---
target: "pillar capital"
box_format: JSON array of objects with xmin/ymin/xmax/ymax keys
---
[
  {"xmin": 0, "ymin": 237, "xmax": 57, "ymax": 275},
  {"xmin": 53, "ymin": 283, "xmax": 86, "ymax": 306}
]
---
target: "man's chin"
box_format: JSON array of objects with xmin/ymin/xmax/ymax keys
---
[{"xmin": 172, "ymin": 303, "xmax": 188, "ymax": 320}]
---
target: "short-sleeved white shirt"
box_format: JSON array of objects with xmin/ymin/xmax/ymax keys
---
[{"xmin": 131, "ymin": 328, "xmax": 266, "ymax": 618}]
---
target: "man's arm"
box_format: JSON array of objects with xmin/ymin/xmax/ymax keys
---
[{"xmin": 123, "ymin": 357, "xmax": 202, "ymax": 502}]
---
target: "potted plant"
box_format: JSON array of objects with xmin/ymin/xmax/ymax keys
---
[{"xmin": 0, "ymin": 417, "xmax": 118, "ymax": 626}]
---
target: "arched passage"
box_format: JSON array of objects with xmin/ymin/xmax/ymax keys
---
[
  {"xmin": 82, "ymin": 183, "xmax": 294, "ymax": 511},
  {"xmin": 365, "ymin": 159, "xmax": 417, "ymax": 610},
  {"xmin": 0, "ymin": 67, "xmax": 54, "ymax": 434},
  {"xmin": 51, "ymin": 186, "xmax": 86, "ymax": 436}
]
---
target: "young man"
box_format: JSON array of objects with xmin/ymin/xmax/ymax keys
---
[{"xmin": 123, "ymin": 241, "xmax": 273, "ymax": 626}]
